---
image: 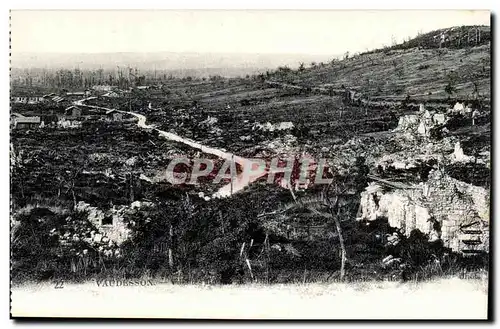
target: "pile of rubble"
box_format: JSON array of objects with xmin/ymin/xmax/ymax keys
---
[
  {"xmin": 450, "ymin": 141, "xmax": 489, "ymax": 166},
  {"xmin": 393, "ymin": 104, "xmax": 448, "ymax": 137},
  {"xmin": 447, "ymin": 101, "xmax": 480, "ymax": 117},
  {"xmin": 360, "ymin": 100, "xmax": 490, "ymax": 255},
  {"xmin": 46, "ymin": 199, "xmax": 156, "ymax": 260},
  {"xmin": 375, "ymin": 137, "xmax": 460, "ymax": 167},
  {"xmin": 252, "ymin": 121, "xmax": 294, "ymax": 132},
  {"xmin": 49, "ymin": 210, "xmax": 122, "ymax": 259},
  {"xmin": 253, "ymin": 134, "xmax": 299, "ymax": 158},
  {"xmin": 75, "ymin": 200, "xmax": 153, "ymax": 246},
  {"xmin": 199, "ymin": 116, "xmax": 223, "ymax": 136},
  {"xmin": 57, "ymin": 118, "xmax": 82, "ymax": 129}
]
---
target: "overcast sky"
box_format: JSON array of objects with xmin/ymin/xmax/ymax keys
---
[{"xmin": 10, "ymin": 10, "xmax": 490, "ymax": 55}]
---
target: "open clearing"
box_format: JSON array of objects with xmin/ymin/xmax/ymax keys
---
[{"xmin": 11, "ymin": 277, "xmax": 488, "ymax": 319}]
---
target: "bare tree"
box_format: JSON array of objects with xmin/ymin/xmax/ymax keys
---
[
  {"xmin": 322, "ymin": 178, "xmax": 349, "ymax": 280},
  {"xmin": 323, "ymin": 159, "xmax": 368, "ymax": 280}
]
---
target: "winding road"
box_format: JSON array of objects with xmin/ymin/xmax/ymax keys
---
[{"xmin": 74, "ymin": 97, "xmax": 267, "ymax": 198}]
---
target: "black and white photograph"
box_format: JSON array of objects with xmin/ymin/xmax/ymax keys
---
[{"xmin": 8, "ymin": 9, "xmax": 492, "ymax": 319}]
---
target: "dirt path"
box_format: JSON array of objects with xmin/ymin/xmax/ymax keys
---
[
  {"xmin": 74, "ymin": 97, "xmax": 266, "ymax": 198},
  {"xmin": 265, "ymin": 79, "xmax": 461, "ymax": 108}
]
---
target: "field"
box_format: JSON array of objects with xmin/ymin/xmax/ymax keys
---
[
  {"xmin": 11, "ymin": 277, "xmax": 488, "ymax": 319},
  {"xmin": 10, "ymin": 26, "xmax": 491, "ymax": 288}
]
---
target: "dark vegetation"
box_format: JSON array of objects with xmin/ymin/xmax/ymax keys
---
[
  {"xmin": 14, "ymin": 175, "xmax": 486, "ymax": 284},
  {"xmin": 12, "ymin": 188, "xmax": 487, "ymax": 284}
]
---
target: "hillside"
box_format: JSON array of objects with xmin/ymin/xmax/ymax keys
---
[
  {"xmin": 389, "ymin": 25, "xmax": 491, "ymax": 50},
  {"xmin": 272, "ymin": 25, "xmax": 491, "ymax": 103},
  {"xmin": 11, "ymin": 25, "xmax": 491, "ymax": 286}
]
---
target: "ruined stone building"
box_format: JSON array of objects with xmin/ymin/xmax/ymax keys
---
[
  {"xmin": 358, "ymin": 169, "xmax": 489, "ymax": 254},
  {"xmin": 76, "ymin": 201, "xmax": 131, "ymax": 245}
]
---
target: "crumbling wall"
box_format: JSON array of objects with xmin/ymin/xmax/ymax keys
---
[
  {"xmin": 359, "ymin": 184, "xmax": 433, "ymax": 237},
  {"xmin": 447, "ymin": 102, "xmax": 473, "ymax": 115},
  {"xmin": 76, "ymin": 201, "xmax": 130, "ymax": 245},
  {"xmin": 425, "ymin": 169, "xmax": 489, "ymax": 252},
  {"xmin": 358, "ymin": 169, "xmax": 489, "ymax": 253},
  {"xmin": 395, "ymin": 115, "xmax": 419, "ymax": 132},
  {"xmin": 98, "ymin": 213, "xmax": 130, "ymax": 244}
]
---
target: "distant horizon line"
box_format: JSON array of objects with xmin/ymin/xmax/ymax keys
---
[{"xmin": 11, "ymin": 51, "xmax": 340, "ymax": 57}]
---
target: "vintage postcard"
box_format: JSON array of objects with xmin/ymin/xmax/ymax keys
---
[{"xmin": 10, "ymin": 9, "xmax": 491, "ymax": 319}]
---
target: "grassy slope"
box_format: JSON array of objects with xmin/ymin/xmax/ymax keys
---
[
  {"xmin": 290, "ymin": 27, "xmax": 491, "ymax": 102},
  {"xmin": 157, "ymin": 26, "xmax": 491, "ymax": 153}
]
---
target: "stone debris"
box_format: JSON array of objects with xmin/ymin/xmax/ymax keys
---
[
  {"xmin": 452, "ymin": 141, "xmax": 472, "ymax": 162},
  {"xmin": 395, "ymin": 114, "xmax": 419, "ymax": 132},
  {"xmin": 199, "ymin": 116, "xmax": 223, "ymax": 136},
  {"xmin": 75, "ymin": 201, "xmax": 132, "ymax": 245},
  {"xmin": 382, "ymin": 255, "xmax": 402, "ymax": 268},
  {"xmin": 253, "ymin": 121, "xmax": 294, "ymax": 132},
  {"xmin": 394, "ymin": 107, "xmax": 449, "ymax": 138},
  {"xmin": 453, "ymin": 102, "xmax": 465, "ymax": 112},
  {"xmin": 45, "ymin": 210, "xmax": 122, "ymax": 260},
  {"xmin": 255, "ymin": 134, "xmax": 299, "ymax": 158},
  {"xmin": 386, "ymin": 233, "xmax": 401, "ymax": 246},
  {"xmin": 57, "ymin": 119, "xmax": 82, "ymax": 129},
  {"xmin": 433, "ymin": 113, "xmax": 446, "ymax": 125},
  {"xmin": 139, "ymin": 173, "xmax": 153, "ymax": 183},
  {"xmin": 93, "ymin": 233, "xmax": 103, "ymax": 242},
  {"xmin": 200, "ymin": 116, "xmax": 218, "ymax": 125},
  {"xmin": 125, "ymin": 156, "xmax": 138, "ymax": 166},
  {"xmin": 88, "ymin": 153, "xmax": 112, "ymax": 163},
  {"xmin": 198, "ymin": 191, "xmax": 211, "ymax": 201},
  {"xmin": 131, "ymin": 200, "xmax": 154, "ymax": 209},
  {"xmin": 447, "ymin": 102, "xmax": 473, "ymax": 115}
]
